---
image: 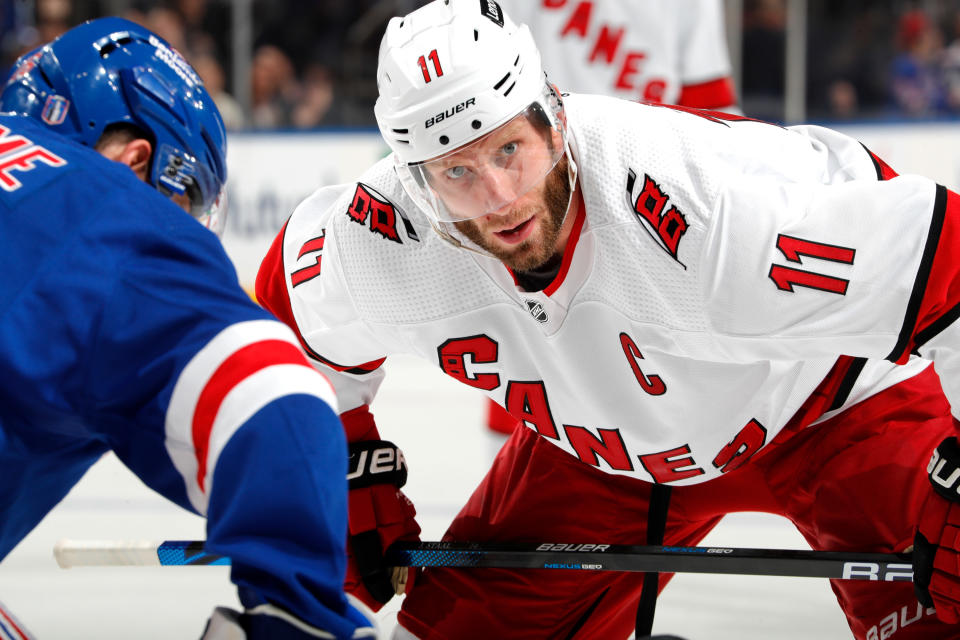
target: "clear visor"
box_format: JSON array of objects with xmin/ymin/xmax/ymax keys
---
[
  {"xmin": 399, "ymin": 90, "xmax": 565, "ymax": 223},
  {"xmin": 156, "ymin": 143, "xmax": 229, "ymax": 237},
  {"xmin": 190, "ymin": 185, "xmax": 228, "ymax": 236}
]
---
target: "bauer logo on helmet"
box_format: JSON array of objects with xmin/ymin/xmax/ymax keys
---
[{"xmin": 425, "ymin": 97, "xmax": 476, "ymax": 129}]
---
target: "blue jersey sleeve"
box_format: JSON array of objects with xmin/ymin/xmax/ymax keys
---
[
  {"xmin": 87, "ymin": 208, "xmax": 360, "ymax": 636},
  {"xmin": 0, "ymin": 116, "xmax": 361, "ymax": 636}
]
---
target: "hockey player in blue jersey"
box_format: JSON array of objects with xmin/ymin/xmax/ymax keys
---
[{"xmin": 0, "ymin": 18, "xmax": 377, "ymax": 640}]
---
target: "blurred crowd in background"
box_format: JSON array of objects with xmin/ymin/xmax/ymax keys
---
[
  {"xmin": 750, "ymin": 0, "xmax": 960, "ymax": 122},
  {"xmin": 5, "ymin": 0, "xmax": 960, "ymax": 129}
]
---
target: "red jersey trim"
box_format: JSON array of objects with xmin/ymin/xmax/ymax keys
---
[
  {"xmin": 758, "ymin": 355, "xmax": 863, "ymax": 456},
  {"xmin": 862, "ymin": 144, "xmax": 899, "ymax": 181},
  {"xmin": 544, "ymin": 191, "xmax": 587, "ymax": 297},
  {"xmin": 505, "ymin": 190, "xmax": 587, "ymax": 294},
  {"xmin": 677, "ymin": 76, "xmax": 737, "ymax": 111},
  {"xmin": 889, "ymin": 185, "xmax": 960, "ymax": 362}
]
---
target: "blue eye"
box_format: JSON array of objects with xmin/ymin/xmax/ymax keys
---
[
  {"xmin": 501, "ymin": 142, "xmax": 518, "ymax": 155},
  {"xmin": 445, "ymin": 166, "xmax": 467, "ymax": 179}
]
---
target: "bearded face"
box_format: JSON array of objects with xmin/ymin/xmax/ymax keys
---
[{"xmin": 452, "ymin": 154, "xmax": 572, "ymax": 272}]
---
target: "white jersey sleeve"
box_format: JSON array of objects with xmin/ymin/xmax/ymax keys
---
[
  {"xmin": 705, "ymin": 172, "xmax": 938, "ymax": 361},
  {"xmin": 256, "ymin": 156, "xmax": 428, "ymax": 417},
  {"xmin": 679, "ymin": 0, "xmax": 734, "ymax": 85}
]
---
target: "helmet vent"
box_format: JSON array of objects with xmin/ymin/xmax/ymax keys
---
[
  {"xmin": 37, "ymin": 66, "xmax": 53, "ymax": 87},
  {"xmin": 392, "ymin": 128, "xmax": 408, "ymax": 134},
  {"xmin": 497, "ymin": 54, "xmax": 521, "ymax": 95},
  {"xmin": 98, "ymin": 36, "xmax": 133, "ymax": 58},
  {"xmin": 474, "ymin": 29, "xmax": 479, "ymax": 41}
]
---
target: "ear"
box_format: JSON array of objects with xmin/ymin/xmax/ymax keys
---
[
  {"xmin": 550, "ymin": 127, "xmax": 564, "ymax": 151},
  {"xmin": 99, "ymin": 138, "xmax": 153, "ymax": 182}
]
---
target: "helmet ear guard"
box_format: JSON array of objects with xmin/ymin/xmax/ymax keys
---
[{"xmin": 0, "ymin": 18, "xmax": 228, "ymax": 235}]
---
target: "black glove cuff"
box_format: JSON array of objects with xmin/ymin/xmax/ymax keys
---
[
  {"xmin": 928, "ymin": 437, "xmax": 960, "ymax": 503},
  {"xmin": 350, "ymin": 530, "xmax": 396, "ymax": 605},
  {"xmin": 348, "ymin": 440, "xmax": 408, "ymax": 489}
]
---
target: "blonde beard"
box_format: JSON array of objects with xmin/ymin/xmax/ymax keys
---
[{"xmin": 453, "ymin": 156, "xmax": 572, "ymax": 272}]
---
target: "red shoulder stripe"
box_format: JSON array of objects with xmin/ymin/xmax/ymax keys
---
[{"xmin": 193, "ymin": 339, "xmax": 309, "ymax": 490}]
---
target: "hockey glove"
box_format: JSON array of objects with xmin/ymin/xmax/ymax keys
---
[
  {"xmin": 914, "ymin": 436, "xmax": 960, "ymax": 623},
  {"xmin": 200, "ymin": 596, "xmax": 380, "ymax": 639},
  {"xmin": 346, "ymin": 438, "xmax": 420, "ymax": 610}
]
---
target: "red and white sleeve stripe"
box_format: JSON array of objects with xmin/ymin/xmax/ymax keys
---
[
  {"xmin": 164, "ymin": 319, "xmax": 337, "ymax": 515},
  {"xmin": 0, "ymin": 599, "xmax": 32, "ymax": 640}
]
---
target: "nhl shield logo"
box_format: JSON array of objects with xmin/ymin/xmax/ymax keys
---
[
  {"xmin": 525, "ymin": 299, "xmax": 548, "ymax": 323},
  {"xmin": 41, "ymin": 95, "xmax": 70, "ymax": 126}
]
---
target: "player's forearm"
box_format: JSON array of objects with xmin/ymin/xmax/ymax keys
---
[{"xmin": 205, "ymin": 398, "xmax": 362, "ymax": 639}]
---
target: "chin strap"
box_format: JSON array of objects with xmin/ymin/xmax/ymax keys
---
[{"xmin": 550, "ymin": 83, "xmax": 580, "ymax": 232}]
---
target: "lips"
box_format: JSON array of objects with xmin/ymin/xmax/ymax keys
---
[{"xmin": 493, "ymin": 216, "xmax": 535, "ymax": 245}]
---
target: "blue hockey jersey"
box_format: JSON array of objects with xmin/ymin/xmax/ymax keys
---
[{"xmin": 0, "ymin": 115, "xmax": 364, "ymax": 639}]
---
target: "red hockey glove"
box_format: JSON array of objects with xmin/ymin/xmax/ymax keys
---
[
  {"xmin": 345, "ymin": 438, "xmax": 420, "ymax": 611},
  {"xmin": 914, "ymin": 436, "xmax": 960, "ymax": 623}
]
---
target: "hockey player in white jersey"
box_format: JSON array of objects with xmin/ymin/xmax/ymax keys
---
[
  {"xmin": 256, "ymin": 1, "xmax": 960, "ymax": 637},
  {"xmin": 499, "ymin": 0, "xmax": 738, "ymax": 111},
  {"xmin": 486, "ymin": 0, "xmax": 740, "ymax": 435},
  {"xmin": 0, "ymin": 18, "xmax": 376, "ymax": 640}
]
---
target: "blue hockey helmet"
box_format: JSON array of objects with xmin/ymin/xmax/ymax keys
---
[{"xmin": 0, "ymin": 17, "xmax": 228, "ymax": 234}]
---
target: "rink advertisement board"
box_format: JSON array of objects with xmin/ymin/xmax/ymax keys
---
[
  {"xmin": 840, "ymin": 120, "xmax": 960, "ymax": 192},
  {"xmin": 220, "ymin": 123, "xmax": 960, "ymax": 292}
]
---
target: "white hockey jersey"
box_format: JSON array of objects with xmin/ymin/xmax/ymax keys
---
[
  {"xmin": 257, "ymin": 94, "xmax": 960, "ymax": 486},
  {"xmin": 499, "ymin": 0, "xmax": 737, "ymax": 109}
]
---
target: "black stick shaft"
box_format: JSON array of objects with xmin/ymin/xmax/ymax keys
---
[
  {"xmin": 385, "ymin": 541, "xmax": 914, "ymax": 582},
  {"xmin": 127, "ymin": 539, "xmax": 913, "ymax": 581}
]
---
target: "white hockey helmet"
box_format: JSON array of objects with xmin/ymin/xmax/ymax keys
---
[{"xmin": 375, "ymin": 0, "xmax": 570, "ymax": 231}]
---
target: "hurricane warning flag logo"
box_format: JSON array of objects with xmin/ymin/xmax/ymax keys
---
[{"xmin": 626, "ymin": 169, "xmax": 688, "ymax": 267}]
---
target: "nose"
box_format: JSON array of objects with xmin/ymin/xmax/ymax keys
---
[{"xmin": 477, "ymin": 167, "xmax": 519, "ymax": 212}]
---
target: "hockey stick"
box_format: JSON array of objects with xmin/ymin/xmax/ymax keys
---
[{"xmin": 53, "ymin": 539, "xmax": 914, "ymax": 582}]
